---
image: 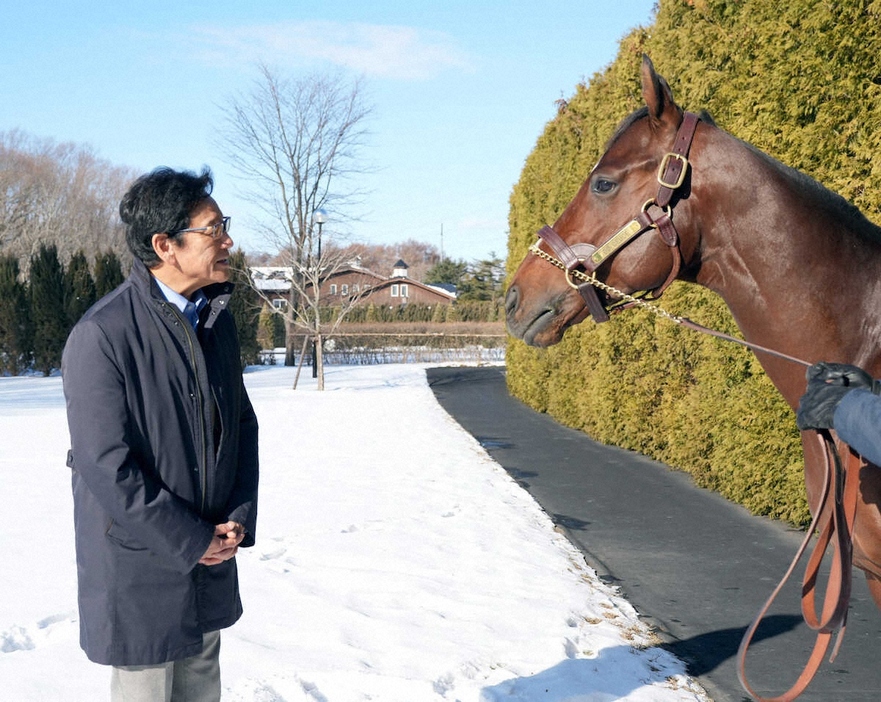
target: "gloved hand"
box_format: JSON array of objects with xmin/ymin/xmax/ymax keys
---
[{"xmin": 796, "ymin": 362, "xmax": 878, "ymax": 431}]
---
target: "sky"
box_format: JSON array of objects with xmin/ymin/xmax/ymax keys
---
[
  {"xmin": 0, "ymin": 0, "xmax": 658, "ymax": 264},
  {"xmin": 0, "ymin": 361, "xmax": 710, "ymax": 701}
]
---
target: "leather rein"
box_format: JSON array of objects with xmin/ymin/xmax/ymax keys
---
[
  {"xmin": 737, "ymin": 434, "xmax": 862, "ymax": 702},
  {"xmin": 526, "ymin": 110, "xmax": 866, "ymax": 701}
]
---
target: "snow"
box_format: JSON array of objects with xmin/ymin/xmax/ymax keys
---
[{"xmin": 0, "ymin": 363, "xmax": 711, "ymax": 701}]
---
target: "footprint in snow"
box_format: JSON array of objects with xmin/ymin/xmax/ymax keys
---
[{"xmin": 1, "ymin": 625, "xmax": 35, "ymax": 653}]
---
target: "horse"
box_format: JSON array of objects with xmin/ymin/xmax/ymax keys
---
[{"xmin": 505, "ymin": 54, "xmax": 881, "ymax": 694}]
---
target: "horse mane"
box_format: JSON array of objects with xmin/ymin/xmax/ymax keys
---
[
  {"xmin": 605, "ymin": 107, "xmax": 648, "ymax": 150},
  {"xmin": 743, "ymin": 141, "xmax": 881, "ymax": 245},
  {"xmin": 606, "ymin": 107, "xmax": 716, "ymax": 149}
]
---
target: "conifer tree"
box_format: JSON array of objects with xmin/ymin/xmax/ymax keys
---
[
  {"xmin": 257, "ymin": 305, "xmax": 275, "ymax": 352},
  {"xmin": 93, "ymin": 250, "xmax": 125, "ymax": 299},
  {"xmin": 29, "ymin": 244, "xmax": 67, "ymax": 375},
  {"xmin": 270, "ymin": 311, "xmax": 286, "ymax": 348},
  {"xmin": 0, "ymin": 255, "xmax": 32, "ymax": 375},
  {"xmin": 227, "ymin": 250, "xmax": 262, "ymax": 367},
  {"xmin": 458, "ymin": 255, "xmax": 505, "ymax": 302},
  {"xmin": 425, "ymin": 258, "xmax": 468, "ymax": 287},
  {"xmin": 64, "ymin": 249, "xmax": 97, "ymax": 327}
]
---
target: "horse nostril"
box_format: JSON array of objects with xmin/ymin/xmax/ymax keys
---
[{"xmin": 504, "ymin": 285, "xmax": 519, "ymax": 319}]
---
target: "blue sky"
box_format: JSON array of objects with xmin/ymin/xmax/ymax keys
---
[{"xmin": 1, "ymin": 0, "xmax": 657, "ymax": 263}]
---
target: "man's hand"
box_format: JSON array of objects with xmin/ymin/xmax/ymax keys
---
[
  {"xmin": 796, "ymin": 362, "xmax": 877, "ymax": 431},
  {"xmin": 199, "ymin": 521, "xmax": 246, "ymax": 566}
]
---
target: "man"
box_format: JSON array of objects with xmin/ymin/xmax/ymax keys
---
[
  {"xmin": 62, "ymin": 167, "xmax": 259, "ymax": 701},
  {"xmin": 797, "ymin": 361, "xmax": 881, "ymax": 465}
]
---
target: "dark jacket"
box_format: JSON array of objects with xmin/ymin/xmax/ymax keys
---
[
  {"xmin": 62, "ymin": 257, "xmax": 259, "ymax": 666},
  {"xmin": 835, "ymin": 388, "xmax": 881, "ymax": 466}
]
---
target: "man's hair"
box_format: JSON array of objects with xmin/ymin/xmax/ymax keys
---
[{"xmin": 119, "ymin": 166, "xmax": 214, "ymax": 267}]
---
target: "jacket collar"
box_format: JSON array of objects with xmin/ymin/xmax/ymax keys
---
[{"xmin": 130, "ymin": 257, "xmax": 234, "ymax": 331}]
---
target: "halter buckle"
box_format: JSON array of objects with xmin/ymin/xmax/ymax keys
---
[{"xmin": 657, "ymin": 152, "xmax": 689, "ymax": 190}]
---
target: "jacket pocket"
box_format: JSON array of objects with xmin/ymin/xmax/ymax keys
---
[{"xmin": 105, "ymin": 519, "xmax": 149, "ymax": 552}]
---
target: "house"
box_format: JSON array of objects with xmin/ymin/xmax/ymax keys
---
[
  {"xmin": 251, "ymin": 258, "xmax": 456, "ymax": 309},
  {"xmin": 249, "ymin": 267, "xmax": 293, "ymax": 311}
]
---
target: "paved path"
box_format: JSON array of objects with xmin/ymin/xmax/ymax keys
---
[{"xmin": 427, "ymin": 366, "xmax": 881, "ymax": 702}]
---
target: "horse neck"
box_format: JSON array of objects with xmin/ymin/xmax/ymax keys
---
[{"xmin": 687, "ymin": 128, "xmax": 881, "ymax": 404}]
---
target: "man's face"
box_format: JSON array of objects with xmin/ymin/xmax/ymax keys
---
[{"xmin": 169, "ymin": 197, "xmax": 234, "ymax": 297}]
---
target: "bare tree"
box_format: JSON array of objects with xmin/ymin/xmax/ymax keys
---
[
  {"xmin": 217, "ymin": 65, "xmax": 372, "ymax": 390},
  {"xmin": 246, "ymin": 243, "xmax": 379, "ymax": 389},
  {"xmin": 335, "ymin": 239, "xmax": 443, "ymax": 282},
  {"xmin": 0, "ymin": 129, "xmax": 133, "ymax": 272}
]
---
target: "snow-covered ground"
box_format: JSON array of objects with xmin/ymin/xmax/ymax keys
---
[{"xmin": 0, "ymin": 363, "xmax": 711, "ymax": 701}]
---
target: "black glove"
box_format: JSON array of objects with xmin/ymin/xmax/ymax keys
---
[{"xmin": 796, "ymin": 362, "xmax": 878, "ymax": 431}]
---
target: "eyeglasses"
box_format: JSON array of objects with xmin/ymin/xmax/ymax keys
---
[{"xmin": 170, "ymin": 216, "xmax": 231, "ymax": 239}]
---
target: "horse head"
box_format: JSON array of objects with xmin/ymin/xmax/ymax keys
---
[{"xmin": 506, "ymin": 55, "xmax": 703, "ymax": 347}]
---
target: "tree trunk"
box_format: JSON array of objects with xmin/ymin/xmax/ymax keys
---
[
  {"xmin": 284, "ymin": 318, "xmax": 295, "ymax": 366},
  {"xmin": 292, "ymin": 335, "xmax": 310, "ymax": 390},
  {"xmin": 316, "ymin": 332, "xmax": 325, "ymax": 391}
]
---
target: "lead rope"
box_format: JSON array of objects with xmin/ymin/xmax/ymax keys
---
[
  {"xmin": 527, "ymin": 241, "xmax": 863, "ymax": 701},
  {"xmin": 736, "ymin": 437, "xmax": 861, "ymax": 702},
  {"xmin": 528, "ymin": 241, "xmax": 812, "ymax": 368}
]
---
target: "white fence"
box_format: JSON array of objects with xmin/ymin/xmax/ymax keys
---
[{"xmin": 258, "ymin": 336, "xmax": 506, "ymax": 366}]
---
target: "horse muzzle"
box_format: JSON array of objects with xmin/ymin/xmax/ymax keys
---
[{"xmin": 505, "ymin": 283, "xmax": 593, "ymax": 347}]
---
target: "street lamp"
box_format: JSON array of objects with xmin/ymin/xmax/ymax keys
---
[{"xmin": 313, "ymin": 209, "xmax": 327, "ymax": 261}]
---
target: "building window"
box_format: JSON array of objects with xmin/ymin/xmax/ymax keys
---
[
  {"xmin": 352, "ymin": 284, "xmax": 359, "ymax": 293},
  {"xmin": 330, "ymin": 284, "xmax": 337, "ymax": 295},
  {"xmin": 400, "ymin": 284, "xmax": 409, "ymax": 298},
  {"xmin": 272, "ymin": 298, "xmax": 286, "ymax": 310},
  {"xmin": 341, "ymin": 284, "xmax": 349, "ymax": 296},
  {"xmin": 391, "ymin": 284, "xmax": 399, "ymax": 297}
]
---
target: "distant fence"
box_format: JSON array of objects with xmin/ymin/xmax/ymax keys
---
[
  {"xmin": 322, "ymin": 345, "xmax": 505, "ymax": 365},
  {"xmin": 259, "ymin": 333, "xmax": 507, "ymax": 366}
]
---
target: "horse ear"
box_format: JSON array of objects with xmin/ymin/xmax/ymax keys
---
[{"xmin": 640, "ymin": 54, "xmax": 677, "ymax": 123}]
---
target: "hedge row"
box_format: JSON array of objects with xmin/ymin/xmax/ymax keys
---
[
  {"xmin": 506, "ymin": 0, "xmax": 881, "ymax": 526},
  {"xmin": 322, "ymin": 301, "xmax": 503, "ymax": 324}
]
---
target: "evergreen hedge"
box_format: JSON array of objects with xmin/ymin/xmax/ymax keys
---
[
  {"xmin": 506, "ymin": 0, "xmax": 881, "ymax": 527},
  {"xmin": 0, "ymin": 247, "xmax": 262, "ymax": 374},
  {"xmin": 328, "ymin": 300, "xmax": 502, "ymax": 324}
]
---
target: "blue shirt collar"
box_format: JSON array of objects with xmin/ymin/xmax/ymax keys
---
[{"xmin": 153, "ymin": 276, "xmax": 208, "ymax": 330}]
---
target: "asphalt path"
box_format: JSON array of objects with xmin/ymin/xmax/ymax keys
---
[{"xmin": 426, "ymin": 366, "xmax": 881, "ymax": 702}]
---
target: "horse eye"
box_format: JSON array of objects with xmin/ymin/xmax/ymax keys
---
[{"xmin": 592, "ymin": 177, "xmax": 617, "ymax": 194}]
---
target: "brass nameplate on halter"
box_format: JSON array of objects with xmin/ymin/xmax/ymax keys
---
[{"xmin": 589, "ymin": 219, "xmax": 643, "ymax": 266}]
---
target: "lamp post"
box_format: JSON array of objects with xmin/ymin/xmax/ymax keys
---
[
  {"xmin": 313, "ymin": 209, "xmax": 326, "ymax": 261},
  {"xmin": 312, "ymin": 209, "xmax": 327, "ymax": 379}
]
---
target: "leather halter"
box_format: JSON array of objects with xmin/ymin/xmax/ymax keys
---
[{"xmin": 532, "ymin": 111, "xmax": 700, "ymax": 323}]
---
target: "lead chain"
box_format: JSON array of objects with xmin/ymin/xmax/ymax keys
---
[{"xmin": 528, "ymin": 242, "xmax": 682, "ymax": 324}]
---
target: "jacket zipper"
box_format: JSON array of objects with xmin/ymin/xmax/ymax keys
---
[{"xmin": 167, "ymin": 303, "xmax": 210, "ymax": 516}]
